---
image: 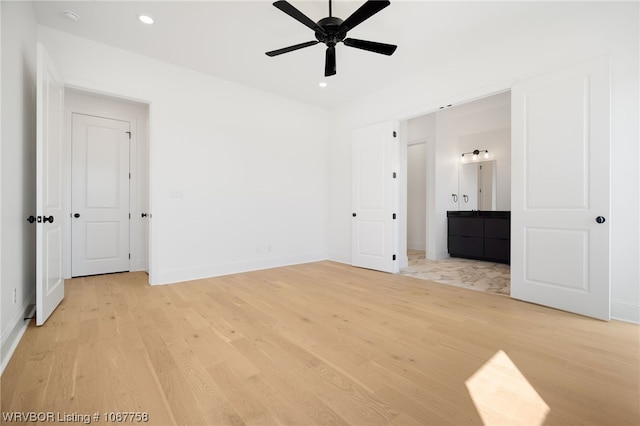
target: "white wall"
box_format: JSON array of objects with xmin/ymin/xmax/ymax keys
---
[
  {"xmin": 327, "ymin": 2, "xmax": 639, "ymax": 323},
  {"xmin": 38, "ymin": 26, "xmax": 331, "ymax": 285},
  {"xmin": 406, "ymin": 143, "xmax": 426, "ymax": 251},
  {"xmin": 432, "ymin": 108, "xmax": 462, "ymax": 259},
  {"xmin": 1, "ymin": 1, "xmax": 38, "ymax": 371},
  {"xmin": 454, "ymin": 93, "xmax": 511, "ymax": 210}
]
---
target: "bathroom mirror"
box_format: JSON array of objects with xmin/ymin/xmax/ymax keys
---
[{"xmin": 458, "ymin": 160, "xmax": 497, "ymax": 210}]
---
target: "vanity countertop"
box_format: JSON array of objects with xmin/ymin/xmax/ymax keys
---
[{"xmin": 447, "ymin": 210, "xmax": 511, "ymax": 218}]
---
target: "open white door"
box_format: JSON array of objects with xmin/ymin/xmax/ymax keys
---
[
  {"xmin": 36, "ymin": 43, "xmax": 65, "ymax": 326},
  {"xmin": 511, "ymin": 56, "xmax": 610, "ymax": 320},
  {"xmin": 352, "ymin": 121, "xmax": 399, "ymax": 273}
]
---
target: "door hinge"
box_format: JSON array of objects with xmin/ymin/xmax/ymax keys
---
[
  {"xmin": 129, "ymin": 253, "xmax": 131, "ymax": 259},
  {"xmin": 392, "ymin": 213, "xmax": 396, "ymax": 220},
  {"xmin": 129, "ymin": 213, "xmax": 131, "ymax": 219},
  {"xmin": 129, "ymin": 172, "xmax": 131, "ymax": 179},
  {"xmin": 392, "ymin": 172, "xmax": 397, "ymax": 179},
  {"xmin": 126, "ymin": 131, "xmax": 131, "ymax": 139},
  {"xmin": 392, "ymin": 254, "xmax": 396, "ymax": 261},
  {"xmin": 393, "ymin": 131, "xmax": 397, "ymax": 137}
]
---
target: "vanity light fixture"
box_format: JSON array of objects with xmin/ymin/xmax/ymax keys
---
[{"xmin": 461, "ymin": 149, "xmax": 489, "ymax": 162}]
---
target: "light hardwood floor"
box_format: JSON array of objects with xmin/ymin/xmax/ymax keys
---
[{"xmin": 2, "ymin": 261, "xmax": 638, "ymax": 425}]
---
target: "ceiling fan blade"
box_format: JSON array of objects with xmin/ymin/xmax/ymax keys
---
[
  {"xmin": 266, "ymin": 40, "xmax": 320, "ymax": 57},
  {"xmin": 343, "ymin": 38, "xmax": 397, "ymax": 55},
  {"xmin": 273, "ymin": 1, "xmax": 326, "ymax": 35},
  {"xmin": 339, "ymin": 0, "xmax": 390, "ymax": 32},
  {"xmin": 325, "ymin": 46, "xmax": 336, "ymax": 77}
]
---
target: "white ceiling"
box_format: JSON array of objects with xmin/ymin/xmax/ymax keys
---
[{"xmin": 33, "ymin": 1, "xmax": 563, "ymax": 109}]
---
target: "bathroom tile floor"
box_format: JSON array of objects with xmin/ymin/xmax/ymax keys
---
[{"xmin": 401, "ymin": 250, "xmax": 511, "ymax": 296}]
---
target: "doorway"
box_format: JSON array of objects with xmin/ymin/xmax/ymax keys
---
[
  {"xmin": 402, "ymin": 91, "xmax": 512, "ymax": 295},
  {"xmin": 65, "ymin": 89, "xmax": 149, "ymax": 279}
]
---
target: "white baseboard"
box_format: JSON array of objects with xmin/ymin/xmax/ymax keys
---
[
  {"xmin": 407, "ymin": 242, "xmax": 426, "ymax": 251},
  {"xmin": 1, "ymin": 296, "xmax": 35, "ymax": 374},
  {"xmin": 130, "ymin": 260, "xmax": 148, "ymax": 272},
  {"xmin": 611, "ymin": 299, "xmax": 640, "ymax": 324},
  {"xmin": 426, "ymin": 250, "xmax": 450, "ymax": 260},
  {"xmin": 152, "ymin": 253, "xmax": 327, "ymax": 285}
]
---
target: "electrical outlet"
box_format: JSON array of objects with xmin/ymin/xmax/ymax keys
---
[{"xmin": 13, "ymin": 288, "xmax": 17, "ymax": 304}]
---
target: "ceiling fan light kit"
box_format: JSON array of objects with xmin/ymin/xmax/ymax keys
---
[{"xmin": 266, "ymin": 0, "xmax": 397, "ymax": 77}]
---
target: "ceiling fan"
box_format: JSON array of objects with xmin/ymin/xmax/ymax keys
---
[{"xmin": 266, "ymin": 0, "xmax": 397, "ymax": 77}]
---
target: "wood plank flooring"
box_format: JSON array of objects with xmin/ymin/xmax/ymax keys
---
[{"xmin": 2, "ymin": 261, "xmax": 638, "ymax": 425}]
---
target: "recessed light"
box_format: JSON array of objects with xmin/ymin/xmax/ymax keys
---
[
  {"xmin": 62, "ymin": 10, "xmax": 80, "ymax": 22},
  {"xmin": 139, "ymin": 15, "xmax": 154, "ymax": 25},
  {"xmin": 319, "ymin": 82, "xmax": 328, "ymax": 88}
]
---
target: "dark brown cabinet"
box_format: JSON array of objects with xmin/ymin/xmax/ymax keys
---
[{"xmin": 447, "ymin": 211, "xmax": 510, "ymax": 264}]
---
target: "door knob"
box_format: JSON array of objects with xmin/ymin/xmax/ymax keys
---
[
  {"xmin": 27, "ymin": 215, "xmax": 36, "ymax": 224},
  {"xmin": 141, "ymin": 213, "xmax": 148, "ymax": 218},
  {"xmin": 74, "ymin": 213, "xmax": 80, "ymax": 218},
  {"xmin": 595, "ymin": 216, "xmax": 606, "ymax": 224},
  {"xmin": 43, "ymin": 215, "xmax": 54, "ymax": 223},
  {"xmin": 352, "ymin": 213, "xmax": 357, "ymax": 217}
]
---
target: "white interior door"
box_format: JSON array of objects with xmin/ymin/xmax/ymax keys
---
[
  {"xmin": 511, "ymin": 56, "xmax": 610, "ymax": 320},
  {"xmin": 352, "ymin": 121, "xmax": 399, "ymax": 273},
  {"xmin": 36, "ymin": 43, "xmax": 65, "ymax": 326},
  {"xmin": 71, "ymin": 113, "xmax": 130, "ymax": 277}
]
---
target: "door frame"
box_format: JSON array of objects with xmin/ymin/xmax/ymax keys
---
[{"xmin": 63, "ymin": 88, "xmax": 150, "ymax": 279}]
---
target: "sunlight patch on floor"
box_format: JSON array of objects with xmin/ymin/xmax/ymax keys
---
[{"xmin": 465, "ymin": 350, "xmax": 550, "ymax": 426}]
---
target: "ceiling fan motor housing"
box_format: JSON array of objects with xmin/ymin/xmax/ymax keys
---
[{"xmin": 315, "ymin": 17, "xmax": 347, "ymax": 46}]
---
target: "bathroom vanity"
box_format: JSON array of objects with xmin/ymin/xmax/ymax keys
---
[{"xmin": 447, "ymin": 210, "xmax": 510, "ymax": 264}]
